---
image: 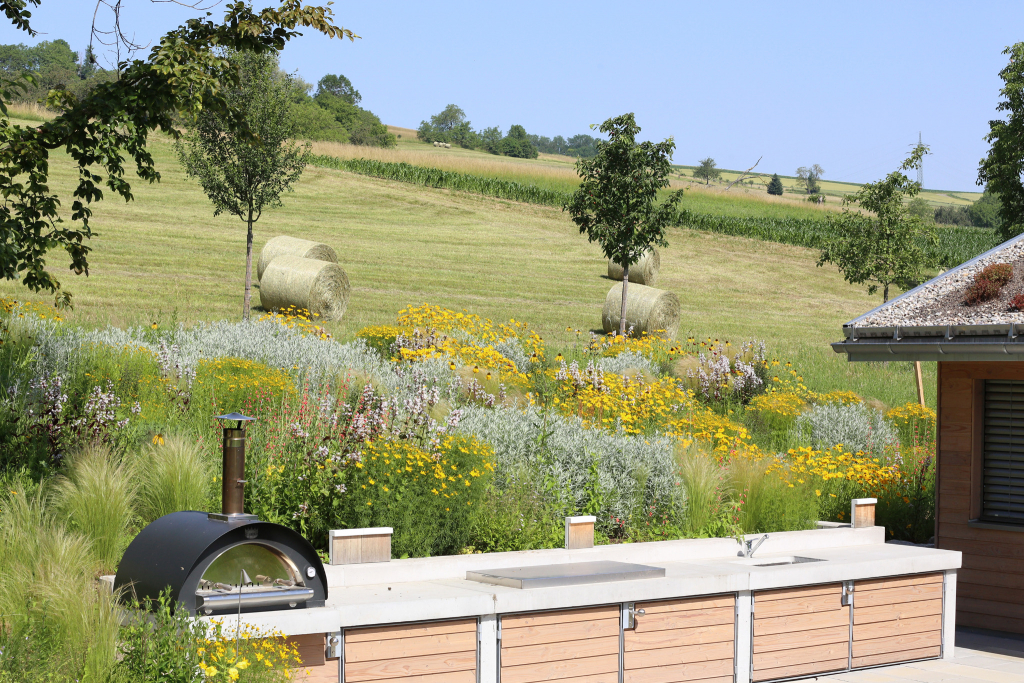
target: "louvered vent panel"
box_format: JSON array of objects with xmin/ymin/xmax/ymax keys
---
[{"xmin": 983, "ymin": 380, "xmax": 1024, "ymax": 524}]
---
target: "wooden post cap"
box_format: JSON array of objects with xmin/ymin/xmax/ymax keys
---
[
  {"xmin": 328, "ymin": 527, "xmax": 393, "ymax": 565},
  {"xmin": 564, "ymin": 516, "xmax": 596, "ymax": 550},
  {"xmin": 850, "ymin": 498, "xmax": 877, "ymax": 528}
]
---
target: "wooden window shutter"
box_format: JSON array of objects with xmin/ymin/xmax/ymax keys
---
[{"xmin": 982, "ymin": 380, "xmax": 1024, "ymax": 524}]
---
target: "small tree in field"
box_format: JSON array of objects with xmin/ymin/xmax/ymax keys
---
[
  {"xmin": 176, "ymin": 50, "xmax": 310, "ymax": 321},
  {"xmin": 767, "ymin": 174, "xmax": 784, "ymax": 196},
  {"xmin": 818, "ymin": 145, "xmax": 934, "ymax": 302},
  {"xmin": 565, "ymin": 113, "xmax": 684, "ymax": 335},
  {"xmin": 693, "ymin": 157, "xmax": 720, "ymax": 185}
]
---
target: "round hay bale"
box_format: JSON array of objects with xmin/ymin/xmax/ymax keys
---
[
  {"xmin": 259, "ymin": 255, "xmax": 350, "ymax": 322},
  {"xmin": 257, "ymin": 236, "xmax": 338, "ymax": 282},
  {"xmin": 601, "ymin": 282, "xmax": 680, "ymax": 338},
  {"xmin": 608, "ymin": 248, "xmax": 660, "ymax": 286}
]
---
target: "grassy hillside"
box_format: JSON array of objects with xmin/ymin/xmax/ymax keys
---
[{"xmin": 1, "ymin": 116, "xmax": 934, "ymax": 408}]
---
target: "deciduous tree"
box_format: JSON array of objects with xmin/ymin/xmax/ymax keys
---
[
  {"xmin": 176, "ymin": 50, "xmax": 310, "ymax": 321},
  {"xmin": 0, "ymin": 0, "xmax": 353, "ymax": 294},
  {"xmin": 796, "ymin": 164, "xmax": 824, "ymax": 194},
  {"xmin": 315, "ymin": 73, "xmax": 360, "ymax": 105},
  {"xmin": 818, "ymin": 145, "xmax": 934, "ymax": 302},
  {"xmin": 565, "ymin": 113, "xmax": 684, "ymax": 335},
  {"xmin": 693, "ymin": 157, "xmax": 720, "ymax": 185},
  {"xmin": 978, "ymin": 42, "xmax": 1024, "ymax": 240}
]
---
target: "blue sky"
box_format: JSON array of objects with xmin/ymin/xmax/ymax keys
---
[{"xmin": 5, "ymin": 1, "xmax": 1024, "ymax": 192}]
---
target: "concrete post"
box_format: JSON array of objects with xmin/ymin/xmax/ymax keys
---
[
  {"xmin": 478, "ymin": 614, "xmax": 498, "ymax": 683},
  {"xmin": 735, "ymin": 591, "xmax": 752, "ymax": 683},
  {"xmin": 942, "ymin": 569, "xmax": 957, "ymax": 660}
]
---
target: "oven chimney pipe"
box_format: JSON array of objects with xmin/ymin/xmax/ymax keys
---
[{"xmin": 213, "ymin": 413, "xmax": 256, "ymax": 520}]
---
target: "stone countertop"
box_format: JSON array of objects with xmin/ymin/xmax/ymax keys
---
[
  {"xmin": 223, "ymin": 528, "xmax": 960, "ymax": 634},
  {"xmin": 324, "ymin": 542, "xmax": 958, "ymax": 628}
]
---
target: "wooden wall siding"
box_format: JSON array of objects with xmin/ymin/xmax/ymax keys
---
[
  {"xmin": 623, "ymin": 595, "xmax": 735, "ymax": 683},
  {"xmin": 500, "ymin": 605, "xmax": 620, "ymax": 683},
  {"xmin": 852, "ymin": 573, "xmax": 942, "ymax": 668},
  {"xmin": 938, "ymin": 362, "xmax": 1024, "ymax": 635},
  {"xmin": 344, "ymin": 619, "xmax": 477, "ymax": 683},
  {"xmin": 751, "ymin": 584, "xmax": 848, "ymax": 682},
  {"xmin": 298, "ymin": 659, "xmax": 339, "ymax": 683}
]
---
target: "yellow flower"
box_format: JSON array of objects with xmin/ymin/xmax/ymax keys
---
[{"xmin": 152, "ymin": 434, "xmax": 165, "ymax": 446}]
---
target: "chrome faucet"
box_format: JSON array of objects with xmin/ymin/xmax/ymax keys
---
[{"xmin": 743, "ymin": 534, "xmax": 769, "ymax": 558}]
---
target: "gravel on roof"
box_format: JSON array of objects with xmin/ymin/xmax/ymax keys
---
[{"xmin": 858, "ymin": 239, "xmax": 1024, "ymax": 327}]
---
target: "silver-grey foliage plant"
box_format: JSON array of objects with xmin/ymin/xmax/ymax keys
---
[
  {"xmin": 455, "ymin": 405, "xmax": 684, "ymax": 527},
  {"xmin": 793, "ymin": 402, "xmax": 900, "ymax": 454}
]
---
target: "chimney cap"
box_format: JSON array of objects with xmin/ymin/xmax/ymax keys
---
[{"xmin": 215, "ymin": 412, "xmax": 255, "ymax": 423}]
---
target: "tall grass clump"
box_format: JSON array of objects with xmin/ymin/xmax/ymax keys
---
[
  {"xmin": 731, "ymin": 458, "xmax": 817, "ymax": 534},
  {"xmin": 52, "ymin": 444, "xmax": 137, "ymax": 573},
  {"xmin": 0, "ymin": 487, "xmax": 120, "ymax": 682},
  {"xmin": 675, "ymin": 446, "xmax": 732, "ymax": 537},
  {"xmin": 136, "ymin": 434, "xmax": 214, "ymax": 522}
]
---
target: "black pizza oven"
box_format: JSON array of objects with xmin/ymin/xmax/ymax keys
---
[{"xmin": 114, "ymin": 414, "xmax": 327, "ymax": 615}]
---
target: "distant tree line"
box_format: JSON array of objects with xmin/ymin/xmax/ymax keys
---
[
  {"xmin": 417, "ymin": 104, "xmax": 604, "ymax": 159},
  {"xmin": 914, "ymin": 191, "xmax": 1002, "ymax": 229},
  {"xmin": 1, "ymin": 38, "xmax": 395, "ymax": 149},
  {"xmin": 0, "ymin": 39, "xmax": 112, "ymax": 101}
]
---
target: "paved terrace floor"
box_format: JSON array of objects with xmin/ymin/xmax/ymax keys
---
[{"xmin": 818, "ymin": 629, "xmax": 1024, "ymax": 683}]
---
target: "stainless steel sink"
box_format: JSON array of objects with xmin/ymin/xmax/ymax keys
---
[{"xmin": 731, "ymin": 555, "xmax": 825, "ymax": 567}]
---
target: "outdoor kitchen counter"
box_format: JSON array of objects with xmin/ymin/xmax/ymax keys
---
[
  {"xmin": 226, "ymin": 526, "xmax": 960, "ymax": 633},
  {"xmin": 324, "ymin": 538, "xmax": 958, "ymax": 629}
]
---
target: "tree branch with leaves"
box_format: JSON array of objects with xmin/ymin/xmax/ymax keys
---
[{"xmin": 0, "ymin": 0, "xmax": 355, "ymax": 294}]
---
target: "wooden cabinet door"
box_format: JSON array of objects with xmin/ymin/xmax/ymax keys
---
[
  {"xmin": 751, "ymin": 584, "xmax": 850, "ymax": 682},
  {"xmin": 344, "ymin": 618, "xmax": 477, "ymax": 683},
  {"xmin": 852, "ymin": 573, "xmax": 943, "ymax": 668},
  {"xmin": 623, "ymin": 594, "xmax": 736, "ymax": 683},
  {"xmin": 499, "ymin": 605, "xmax": 620, "ymax": 683}
]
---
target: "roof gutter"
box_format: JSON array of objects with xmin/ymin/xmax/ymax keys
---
[{"xmin": 833, "ymin": 323, "xmax": 1024, "ymax": 362}]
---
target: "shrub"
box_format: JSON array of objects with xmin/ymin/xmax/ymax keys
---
[
  {"xmin": 1012, "ymin": 293, "xmax": 1024, "ymax": 311},
  {"xmin": 340, "ymin": 435, "xmax": 494, "ymax": 557},
  {"xmin": 963, "ymin": 277, "xmax": 1001, "ymax": 305},
  {"xmin": 136, "ymin": 434, "xmax": 215, "ymax": 523},
  {"xmin": 885, "ymin": 402, "xmax": 936, "ymax": 447},
  {"xmin": 52, "ymin": 443, "xmax": 137, "ymax": 572},
  {"xmin": 456, "ymin": 405, "xmax": 683, "ymax": 534},
  {"xmin": 356, "ymin": 324, "xmax": 407, "ymax": 358},
  {"xmin": 792, "ymin": 402, "xmax": 899, "ymax": 454},
  {"xmin": 468, "ymin": 471, "xmax": 563, "ymax": 552},
  {"xmin": 116, "ymin": 590, "xmax": 299, "ymax": 683},
  {"xmin": 979, "ymin": 262, "xmax": 1013, "ymax": 286}
]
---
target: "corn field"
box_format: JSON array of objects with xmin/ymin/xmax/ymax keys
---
[
  {"xmin": 312, "ymin": 155, "xmax": 1000, "ymax": 269},
  {"xmin": 673, "ymin": 209, "xmax": 1000, "ymax": 269},
  {"xmin": 310, "ymin": 155, "xmax": 571, "ymax": 206}
]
